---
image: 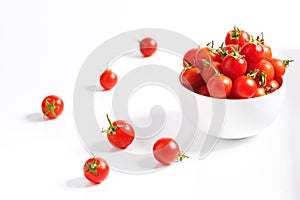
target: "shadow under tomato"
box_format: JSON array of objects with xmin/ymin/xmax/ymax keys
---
[
  {"xmin": 66, "ymin": 177, "xmax": 95, "ymax": 189},
  {"xmin": 85, "ymin": 85, "xmax": 107, "ymax": 92},
  {"xmin": 89, "ymin": 140, "xmax": 119, "ymax": 153},
  {"xmin": 25, "ymin": 113, "xmax": 51, "ymax": 123}
]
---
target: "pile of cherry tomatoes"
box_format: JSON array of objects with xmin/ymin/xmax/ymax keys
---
[{"xmin": 180, "ymin": 26, "xmax": 293, "ymax": 99}]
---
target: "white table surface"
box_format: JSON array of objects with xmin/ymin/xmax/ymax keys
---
[{"xmin": 1, "ymin": 1, "xmax": 300, "ymax": 200}]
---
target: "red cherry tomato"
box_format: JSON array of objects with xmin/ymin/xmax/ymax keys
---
[
  {"xmin": 100, "ymin": 70, "xmax": 118, "ymax": 90},
  {"xmin": 201, "ymin": 62, "xmax": 221, "ymax": 83},
  {"xmin": 256, "ymin": 33, "xmax": 272, "ymax": 60},
  {"xmin": 153, "ymin": 138, "xmax": 188, "ymax": 165},
  {"xmin": 262, "ymin": 44, "xmax": 272, "ymax": 60},
  {"xmin": 183, "ymin": 48, "xmax": 198, "ymax": 67},
  {"xmin": 225, "ymin": 26, "xmax": 250, "ymax": 47},
  {"xmin": 266, "ymin": 79, "xmax": 280, "ymax": 94},
  {"xmin": 248, "ymin": 60, "xmax": 275, "ymax": 85},
  {"xmin": 207, "ymin": 75, "xmax": 232, "ymax": 98},
  {"xmin": 221, "ymin": 53, "xmax": 247, "ymax": 80},
  {"xmin": 268, "ymin": 58, "xmax": 287, "ymax": 76},
  {"xmin": 102, "ymin": 115, "xmax": 135, "ymax": 149},
  {"xmin": 41, "ymin": 95, "xmax": 64, "ymax": 119},
  {"xmin": 180, "ymin": 67, "xmax": 204, "ymax": 92},
  {"xmin": 253, "ymin": 87, "xmax": 266, "ymax": 98},
  {"xmin": 197, "ymin": 85, "xmax": 210, "ymax": 97},
  {"xmin": 194, "ymin": 48, "xmax": 212, "ymax": 71},
  {"xmin": 240, "ymin": 40, "xmax": 265, "ymax": 65},
  {"xmin": 139, "ymin": 37, "xmax": 157, "ymax": 57},
  {"xmin": 274, "ymin": 75, "xmax": 283, "ymax": 87},
  {"xmin": 232, "ymin": 75, "xmax": 257, "ymax": 99},
  {"xmin": 83, "ymin": 157, "xmax": 109, "ymax": 184}
]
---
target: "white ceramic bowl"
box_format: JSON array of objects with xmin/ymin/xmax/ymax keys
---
[{"xmin": 191, "ymin": 80, "xmax": 286, "ymax": 139}]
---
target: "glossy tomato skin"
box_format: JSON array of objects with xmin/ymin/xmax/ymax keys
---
[
  {"xmin": 153, "ymin": 138, "xmax": 180, "ymax": 165},
  {"xmin": 225, "ymin": 28, "xmax": 250, "ymax": 47},
  {"xmin": 262, "ymin": 44, "xmax": 272, "ymax": 60},
  {"xmin": 180, "ymin": 67, "xmax": 204, "ymax": 91},
  {"xmin": 207, "ymin": 75, "xmax": 232, "ymax": 98},
  {"xmin": 100, "ymin": 70, "xmax": 118, "ymax": 90},
  {"xmin": 253, "ymin": 87, "xmax": 266, "ymax": 98},
  {"xmin": 41, "ymin": 95, "xmax": 64, "ymax": 119},
  {"xmin": 183, "ymin": 48, "xmax": 198, "ymax": 67},
  {"xmin": 139, "ymin": 37, "xmax": 157, "ymax": 57},
  {"xmin": 107, "ymin": 120, "xmax": 135, "ymax": 149},
  {"xmin": 266, "ymin": 79, "xmax": 280, "ymax": 93},
  {"xmin": 267, "ymin": 58, "xmax": 286, "ymax": 76},
  {"xmin": 83, "ymin": 157, "xmax": 109, "ymax": 184},
  {"xmin": 232, "ymin": 76, "xmax": 257, "ymax": 99},
  {"xmin": 274, "ymin": 75, "xmax": 283, "ymax": 87},
  {"xmin": 222, "ymin": 55, "xmax": 247, "ymax": 80},
  {"xmin": 248, "ymin": 60, "xmax": 275, "ymax": 84},
  {"xmin": 240, "ymin": 42, "xmax": 265, "ymax": 64}
]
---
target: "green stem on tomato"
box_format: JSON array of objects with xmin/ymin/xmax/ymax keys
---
[
  {"xmin": 202, "ymin": 59, "xmax": 220, "ymax": 76},
  {"xmin": 177, "ymin": 151, "xmax": 189, "ymax": 162},
  {"xmin": 283, "ymin": 59, "xmax": 294, "ymax": 68},
  {"xmin": 101, "ymin": 114, "xmax": 117, "ymax": 135}
]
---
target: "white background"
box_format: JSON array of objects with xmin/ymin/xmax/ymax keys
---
[{"xmin": 0, "ymin": 0, "xmax": 299, "ymax": 200}]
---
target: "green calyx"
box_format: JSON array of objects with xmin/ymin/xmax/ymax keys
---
[
  {"xmin": 229, "ymin": 26, "xmax": 241, "ymax": 42},
  {"xmin": 101, "ymin": 114, "xmax": 117, "ymax": 135},
  {"xmin": 283, "ymin": 60, "xmax": 294, "ymax": 68},
  {"xmin": 256, "ymin": 32, "xmax": 265, "ymax": 44},
  {"xmin": 177, "ymin": 151, "xmax": 189, "ymax": 162},
  {"xmin": 247, "ymin": 69, "xmax": 259, "ymax": 79},
  {"xmin": 202, "ymin": 59, "xmax": 220, "ymax": 76},
  {"xmin": 85, "ymin": 157, "xmax": 100, "ymax": 176},
  {"xmin": 44, "ymin": 98, "xmax": 59, "ymax": 117}
]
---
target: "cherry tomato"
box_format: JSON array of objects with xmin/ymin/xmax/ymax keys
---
[
  {"xmin": 153, "ymin": 137, "xmax": 188, "ymax": 165},
  {"xmin": 194, "ymin": 48, "xmax": 212, "ymax": 71},
  {"xmin": 100, "ymin": 70, "xmax": 118, "ymax": 90},
  {"xmin": 102, "ymin": 114, "xmax": 135, "ymax": 149},
  {"xmin": 248, "ymin": 60, "xmax": 275, "ymax": 85},
  {"xmin": 232, "ymin": 75, "xmax": 257, "ymax": 99},
  {"xmin": 225, "ymin": 26, "xmax": 250, "ymax": 47},
  {"xmin": 41, "ymin": 95, "xmax": 64, "ymax": 119},
  {"xmin": 253, "ymin": 87, "xmax": 266, "ymax": 98},
  {"xmin": 267, "ymin": 58, "xmax": 293, "ymax": 76},
  {"xmin": 266, "ymin": 79, "xmax": 280, "ymax": 94},
  {"xmin": 139, "ymin": 37, "xmax": 157, "ymax": 57},
  {"xmin": 83, "ymin": 157, "xmax": 109, "ymax": 184},
  {"xmin": 274, "ymin": 75, "xmax": 283, "ymax": 86},
  {"xmin": 240, "ymin": 40, "xmax": 265, "ymax": 65},
  {"xmin": 197, "ymin": 85, "xmax": 210, "ymax": 97},
  {"xmin": 201, "ymin": 41, "xmax": 222, "ymax": 62},
  {"xmin": 183, "ymin": 48, "xmax": 198, "ymax": 67},
  {"xmin": 221, "ymin": 53, "xmax": 247, "ymax": 80},
  {"xmin": 201, "ymin": 61, "xmax": 221, "ymax": 83},
  {"xmin": 256, "ymin": 32, "xmax": 272, "ymax": 60},
  {"xmin": 207, "ymin": 75, "xmax": 232, "ymax": 98},
  {"xmin": 262, "ymin": 44, "xmax": 272, "ymax": 60},
  {"xmin": 180, "ymin": 67, "xmax": 204, "ymax": 92}
]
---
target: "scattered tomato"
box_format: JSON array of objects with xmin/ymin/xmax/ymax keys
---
[
  {"xmin": 102, "ymin": 114, "xmax": 135, "ymax": 149},
  {"xmin": 100, "ymin": 70, "xmax": 118, "ymax": 90},
  {"xmin": 41, "ymin": 95, "xmax": 64, "ymax": 119},
  {"xmin": 139, "ymin": 37, "xmax": 157, "ymax": 57},
  {"xmin": 153, "ymin": 138, "xmax": 188, "ymax": 165},
  {"xmin": 83, "ymin": 157, "xmax": 109, "ymax": 184}
]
